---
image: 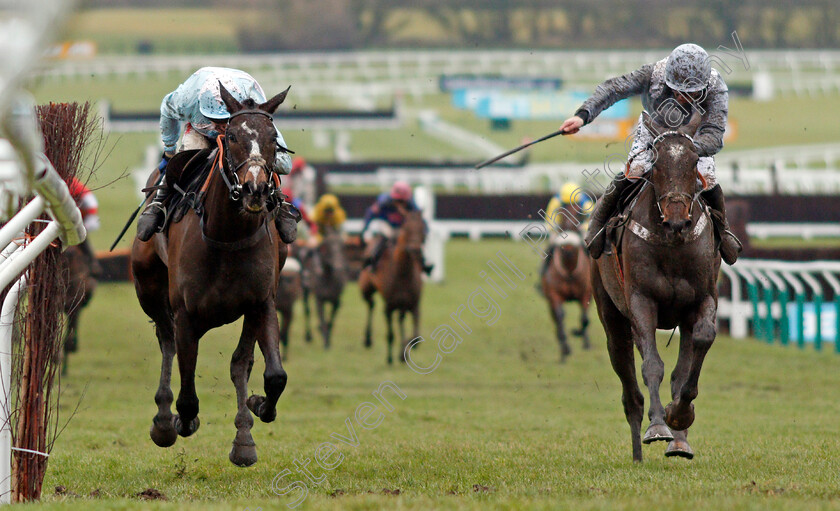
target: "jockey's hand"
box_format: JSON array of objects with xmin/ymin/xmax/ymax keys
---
[
  {"xmin": 560, "ymin": 116, "xmax": 584, "ymax": 135},
  {"xmin": 158, "ymin": 152, "xmax": 173, "ymax": 172}
]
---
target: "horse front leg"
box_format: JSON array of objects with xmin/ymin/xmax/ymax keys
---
[
  {"xmin": 279, "ymin": 309, "xmax": 291, "ymax": 360},
  {"xmin": 666, "ymin": 296, "xmax": 717, "ymax": 432},
  {"xmin": 230, "ymin": 319, "xmax": 258, "ymax": 467},
  {"xmin": 401, "ymin": 305, "xmax": 420, "ymax": 363},
  {"xmin": 665, "ymin": 319, "xmax": 695, "ymax": 459},
  {"xmin": 302, "ymin": 288, "xmax": 313, "ymax": 343},
  {"xmin": 629, "ymin": 296, "xmax": 672, "ymax": 446},
  {"xmin": 247, "ymin": 302, "xmax": 288, "ymax": 425},
  {"xmin": 363, "ymin": 291, "xmax": 374, "ymax": 348},
  {"xmin": 385, "ymin": 307, "xmax": 395, "ymax": 365},
  {"xmin": 316, "ymin": 298, "xmax": 329, "ymax": 349},
  {"xmin": 578, "ymin": 297, "xmax": 591, "ymax": 351},
  {"xmin": 326, "ymin": 298, "xmax": 340, "ymax": 348},
  {"xmin": 173, "ymin": 311, "xmax": 202, "ymax": 439}
]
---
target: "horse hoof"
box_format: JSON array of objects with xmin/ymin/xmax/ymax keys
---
[
  {"xmin": 364, "ymin": 337, "xmax": 372, "ymax": 348},
  {"xmin": 229, "ymin": 441, "xmax": 258, "ymax": 467},
  {"xmin": 305, "ymin": 332, "xmax": 313, "ymax": 343},
  {"xmin": 643, "ymin": 423, "xmax": 674, "ymax": 444},
  {"xmin": 173, "ymin": 415, "xmax": 200, "ymax": 437},
  {"xmin": 149, "ymin": 418, "xmax": 178, "ymax": 448},
  {"xmin": 245, "ymin": 394, "xmax": 276, "ymax": 423},
  {"xmin": 665, "ymin": 438, "xmax": 694, "ymax": 459},
  {"xmin": 665, "ymin": 402, "xmax": 695, "ymax": 431}
]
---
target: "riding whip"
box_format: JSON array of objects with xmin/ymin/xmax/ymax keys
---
[
  {"xmin": 474, "ymin": 129, "xmax": 569, "ymax": 169},
  {"xmin": 109, "ymin": 174, "xmax": 164, "ymax": 251}
]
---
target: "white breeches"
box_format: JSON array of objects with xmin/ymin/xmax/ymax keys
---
[
  {"xmin": 363, "ymin": 219, "xmax": 394, "ymax": 244},
  {"xmin": 627, "ymin": 113, "xmax": 717, "ymax": 189}
]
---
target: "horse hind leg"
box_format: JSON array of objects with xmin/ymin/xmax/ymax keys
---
[
  {"xmin": 326, "ymin": 298, "xmax": 340, "ymax": 348},
  {"xmin": 575, "ymin": 299, "xmax": 592, "ymax": 350},
  {"xmin": 279, "ymin": 309, "xmax": 291, "ymax": 361},
  {"xmin": 592, "ymin": 266, "xmax": 644, "ymax": 461},
  {"xmin": 173, "ymin": 312, "xmax": 201, "ymax": 439}
]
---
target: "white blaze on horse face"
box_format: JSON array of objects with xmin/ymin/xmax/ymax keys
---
[
  {"xmin": 241, "ymin": 121, "xmax": 263, "ymax": 180},
  {"xmin": 668, "ymin": 145, "xmax": 685, "ymax": 160}
]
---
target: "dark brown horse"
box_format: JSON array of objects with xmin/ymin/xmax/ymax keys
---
[
  {"xmin": 131, "ymin": 84, "xmax": 290, "ymax": 467},
  {"xmin": 302, "ymin": 226, "xmax": 346, "ymax": 348},
  {"xmin": 61, "ymin": 243, "xmax": 98, "ymax": 375},
  {"xmin": 275, "ymin": 257, "xmax": 302, "ymax": 359},
  {"xmin": 590, "ymin": 112, "xmax": 720, "ymax": 462},
  {"xmin": 541, "ymin": 214, "xmax": 591, "ymax": 362},
  {"xmin": 359, "ymin": 209, "xmax": 425, "ymax": 364}
]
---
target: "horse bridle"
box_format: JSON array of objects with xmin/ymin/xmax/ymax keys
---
[
  {"xmin": 646, "ymin": 130, "xmax": 702, "ymax": 222},
  {"xmin": 217, "ymin": 109, "xmax": 280, "ymax": 206}
]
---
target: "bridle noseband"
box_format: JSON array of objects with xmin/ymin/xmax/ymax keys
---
[{"xmin": 218, "ymin": 109, "xmax": 279, "ymax": 205}]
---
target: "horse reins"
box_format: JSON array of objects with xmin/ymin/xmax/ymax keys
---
[{"xmin": 215, "ymin": 109, "xmax": 281, "ymax": 206}]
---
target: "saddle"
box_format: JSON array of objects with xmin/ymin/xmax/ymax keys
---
[{"xmin": 161, "ymin": 148, "xmax": 216, "ymax": 234}]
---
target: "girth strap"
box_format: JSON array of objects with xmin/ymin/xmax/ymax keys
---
[{"xmin": 627, "ymin": 210, "xmax": 709, "ymax": 245}]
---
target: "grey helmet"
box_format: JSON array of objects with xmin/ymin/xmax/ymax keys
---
[{"xmin": 665, "ymin": 43, "xmax": 711, "ymax": 93}]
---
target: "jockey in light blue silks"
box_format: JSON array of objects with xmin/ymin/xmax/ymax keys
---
[
  {"xmin": 560, "ymin": 44, "xmax": 742, "ymax": 265},
  {"xmin": 137, "ymin": 67, "xmax": 298, "ymax": 243}
]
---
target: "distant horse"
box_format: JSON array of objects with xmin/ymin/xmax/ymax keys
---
[
  {"xmin": 541, "ymin": 213, "xmax": 591, "ymax": 362},
  {"xmin": 591, "ymin": 112, "xmax": 719, "ymax": 462},
  {"xmin": 61, "ymin": 243, "xmax": 98, "ymax": 375},
  {"xmin": 275, "ymin": 257, "xmax": 302, "ymax": 359},
  {"xmin": 359, "ymin": 209, "xmax": 424, "ymax": 364},
  {"xmin": 302, "ymin": 226, "xmax": 346, "ymax": 348},
  {"xmin": 131, "ymin": 84, "xmax": 290, "ymax": 467}
]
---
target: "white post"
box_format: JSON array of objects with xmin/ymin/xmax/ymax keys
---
[
  {"xmin": 0, "ymin": 276, "xmax": 24, "ymax": 504},
  {"xmin": 413, "ymin": 185, "xmax": 445, "ymax": 282}
]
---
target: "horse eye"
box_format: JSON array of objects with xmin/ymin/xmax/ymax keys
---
[{"xmin": 227, "ymin": 133, "xmax": 237, "ymax": 142}]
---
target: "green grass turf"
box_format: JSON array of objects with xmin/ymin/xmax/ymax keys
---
[{"xmin": 31, "ymin": 238, "xmax": 840, "ymax": 510}]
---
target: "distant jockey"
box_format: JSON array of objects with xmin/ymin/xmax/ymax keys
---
[
  {"xmin": 540, "ymin": 182, "xmax": 593, "ymax": 276},
  {"xmin": 360, "ymin": 181, "xmax": 433, "ymax": 275}
]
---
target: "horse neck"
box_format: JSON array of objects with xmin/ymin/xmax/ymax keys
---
[
  {"xmin": 559, "ymin": 245, "xmax": 578, "ymax": 273},
  {"xmin": 392, "ymin": 229, "xmax": 419, "ymax": 274},
  {"xmin": 203, "ymin": 163, "xmax": 263, "ymax": 242}
]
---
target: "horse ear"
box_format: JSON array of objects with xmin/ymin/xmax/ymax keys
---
[
  {"xmin": 261, "ymin": 85, "xmax": 291, "ymax": 114},
  {"xmin": 218, "ymin": 81, "xmax": 242, "ymax": 114},
  {"xmin": 678, "ymin": 110, "xmax": 703, "ymax": 137}
]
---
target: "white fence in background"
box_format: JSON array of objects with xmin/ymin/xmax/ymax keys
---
[{"xmin": 27, "ymin": 50, "xmax": 840, "ymax": 98}]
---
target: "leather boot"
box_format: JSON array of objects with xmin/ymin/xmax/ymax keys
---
[
  {"xmin": 363, "ymin": 236, "xmax": 387, "ymax": 270},
  {"xmin": 584, "ymin": 176, "xmax": 632, "ymax": 259},
  {"xmin": 136, "ymin": 186, "xmax": 171, "ymax": 242},
  {"xmin": 701, "ymin": 184, "xmax": 742, "ymax": 265},
  {"xmin": 275, "ymin": 203, "xmax": 300, "ymax": 244}
]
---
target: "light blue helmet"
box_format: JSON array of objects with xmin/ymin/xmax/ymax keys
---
[{"xmin": 198, "ymin": 79, "xmax": 232, "ymax": 120}]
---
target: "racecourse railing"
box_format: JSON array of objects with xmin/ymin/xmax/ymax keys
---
[
  {"xmin": 719, "ymin": 260, "xmax": 840, "ymax": 351},
  {"xmin": 0, "ymin": 138, "xmax": 86, "ymax": 504},
  {"xmin": 28, "ymin": 49, "xmax": 840, "ymax": 99}
]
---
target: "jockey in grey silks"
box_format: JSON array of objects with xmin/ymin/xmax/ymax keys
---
[{"xmin": 560, "ymin": 43, "xmax": 742, "ymax": 265}]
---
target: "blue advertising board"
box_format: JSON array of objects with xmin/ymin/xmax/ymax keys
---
[{"xmin": 453, "ymin": 90, "xmax": 629, "ymax": 121}]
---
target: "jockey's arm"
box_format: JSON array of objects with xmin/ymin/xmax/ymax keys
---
[
  {"xmin": 544, "ymin": 196, "xmax": 561, "ymax": 228},
  {"xmin": 692, "ymin": 76, "xmax": 729, "ymax": 157},
  {"xmin": 360, "ymin": 203, "xmax": 379, "ymax": 236},
  {"xmin": 273, "ymin": 125, "xmax": 293, "ymax": 175},
  {"xmin": 159, "ymin": 90, "xmax": 185, "ymax": 155},
  {"xmin": 572, "ymin": 63, "xmax": 654, "ymax": 128}
]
